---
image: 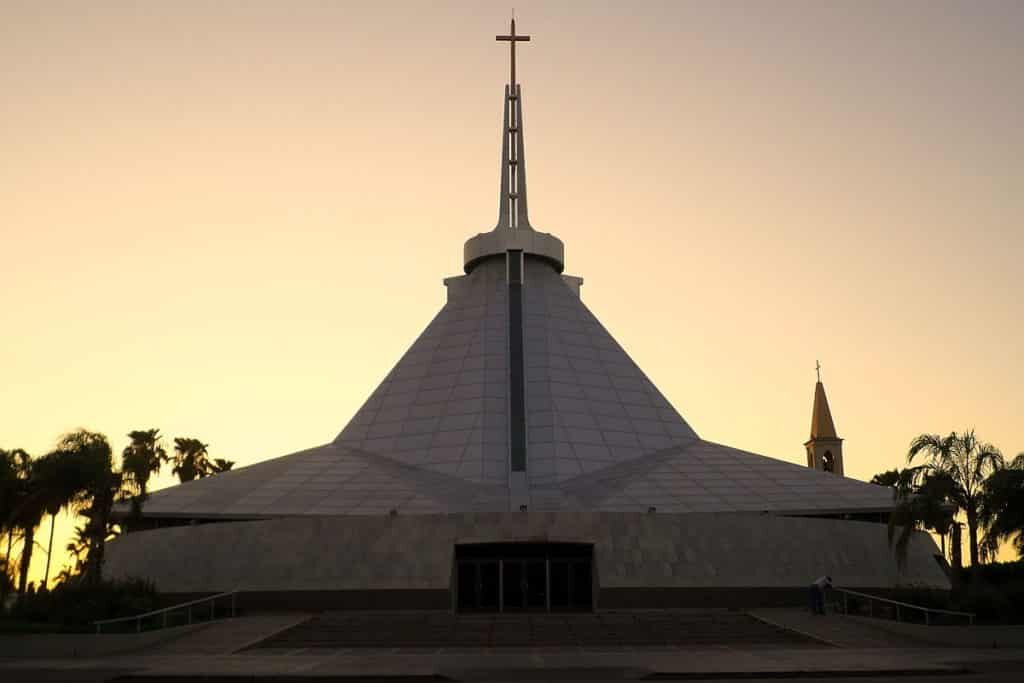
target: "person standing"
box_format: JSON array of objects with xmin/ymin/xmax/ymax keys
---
[{"xmin": 809, "ymin": 575, "xmax": 833, "ymax": 615}]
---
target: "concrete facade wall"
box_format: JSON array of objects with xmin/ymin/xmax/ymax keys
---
[{"xmin": 104, "ymin": 511, "xmax": 949, "ymax": 598}]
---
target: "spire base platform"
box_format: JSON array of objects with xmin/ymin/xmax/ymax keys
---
[{"xmin": 463, "ymin": 228, "xmax": 564, "ymax": 274}]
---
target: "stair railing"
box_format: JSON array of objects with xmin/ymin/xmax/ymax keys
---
[
  {"xmin": 834, "ymin": 587, "xmax": 974, "ymax": 626},
  {"xmin": 93, "ymin": 590, "xmax": 238, "ymax": 634}
]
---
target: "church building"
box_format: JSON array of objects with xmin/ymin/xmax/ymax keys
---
[{"xmin": 105, "ymin": 22, "xmax": 947, "ymax": 611}]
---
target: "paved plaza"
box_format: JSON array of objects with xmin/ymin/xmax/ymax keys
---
[
  {"xmin": 251, "ymin": 610, "xmax": 821, "ymax": 650},
  {"xmin": 3, "ymin": 610, "xmax": 1024, "ymax": 682}
]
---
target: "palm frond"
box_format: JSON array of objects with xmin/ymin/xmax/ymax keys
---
[{"xmin": 908, "ymin": 433, "xmax": 944, "ymax": 463}]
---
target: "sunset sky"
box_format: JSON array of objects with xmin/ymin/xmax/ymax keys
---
[{"xmin": 2, "ymin": 1, "xmax": 1022, "ymax": 578}]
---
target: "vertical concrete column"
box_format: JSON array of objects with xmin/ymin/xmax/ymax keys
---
[{"xmin": 507, "ymin": 250, "xmax": 529, "ymax": 510}]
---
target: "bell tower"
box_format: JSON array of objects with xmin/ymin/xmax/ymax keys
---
[{"xmin": 805, "ymin": 361, "xmax": 844, "ymax": 475}]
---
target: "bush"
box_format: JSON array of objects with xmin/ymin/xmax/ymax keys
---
[
  {"xmin": 6, "ymin": 578, "xmax": 158, "ymax": 630},
  {"xmin": 889, "ymin": 587, "xmax": 954, "ymax": 611},
  {"xmin": 951, "ymin": 560, "xmax": 1024, "ymax": 624},
  {"xmin": 961, "ymin": 559, "xmax": 1024, "ymax": 585}
]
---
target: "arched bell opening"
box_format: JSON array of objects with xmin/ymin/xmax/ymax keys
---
[{"xmin": 822, "ymin": 450, "xmax": 836, "ymax": 473}]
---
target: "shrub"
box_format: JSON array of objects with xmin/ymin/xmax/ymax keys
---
[
  {"xmin": 951, "ymin": 560, "xmax": 1024, "ymax": 624},
  {"xmin": 7, "ymin": 578, "xmax": 158, "ymax": 630}
]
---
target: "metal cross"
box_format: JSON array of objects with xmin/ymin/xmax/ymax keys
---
[
  {"xmin": 496, "ymin": 17, "xmax": 530, "ymax": 90},
  {"xmin": 495, "ymin": 17, "xmax": 532, "ymax": 229},
  {"xmin": 816, "ymin": 360, "xmax": 822, "ymax": 383}
]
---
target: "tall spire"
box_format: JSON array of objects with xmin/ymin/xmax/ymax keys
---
[
  {"xmin": 810, "ymin": 361, "xmax": 837, "ymax": 439},
  {"xmin": 495, "ymin": 18, "xmax": 532, "ymax": 230},
  {"xmin": 463, "ymin": 19, "xmax": 564, "ymax": 274},
  {"xmin": 810, "ymin": 379, "xmax": 838, "ymax": 440}
]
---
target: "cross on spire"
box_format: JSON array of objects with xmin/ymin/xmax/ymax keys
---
[
  {"xmin": 816, "ymin": 360, "xmax": 822, "ymax": 383},
  {"xmin": 494, "ymin": 17, "xmax": 533, "ymax": 230},
  {"xmin": 496, "ymin": 17, "xmax": 530, "ymax": 93}
]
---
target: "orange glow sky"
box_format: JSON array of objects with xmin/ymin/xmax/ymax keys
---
[{"xmin": 2, "ymin": 2, "xmax": 1022, "ymax": 578}]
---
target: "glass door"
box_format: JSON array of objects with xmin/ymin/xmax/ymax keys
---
[
  {"xmin": 457, "ymin": 559, "xmax": 500, "ymax": 611},
  {"xmin": 455, "ymin": 543, "xmax": 593, "ymax": 613}
]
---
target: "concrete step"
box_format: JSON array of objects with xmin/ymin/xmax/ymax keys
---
[
  {"xmin": 153, "ymin": 613, "xmax": 313, "ymax": 654},
  {"xmin": 748, "ymin": 608, "xmax": 928, "ymax": 648},
  {"xmin": 249, "ymin": 610, "xmax": 824, "ymax": 650}
]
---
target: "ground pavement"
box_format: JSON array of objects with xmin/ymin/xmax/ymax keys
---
[
  {"xmin": 252, "ymin": 610, "xmax": 821, "ymax": 650},
  {"xmin": 1, "ymin": 609, "xmax": 1023, "ymax": 681}
]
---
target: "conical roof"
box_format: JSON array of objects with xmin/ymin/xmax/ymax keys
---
[
  {"xmin": 135, "ymin": 255, "xmax": 891, "ymax": 519},
  {"xmin": 333, "ymin": 257, "xmax": 697, "ymax": 486},
  {"xmin": 810, "ymin": 381, "xmax": 839, "ymax": 440}
]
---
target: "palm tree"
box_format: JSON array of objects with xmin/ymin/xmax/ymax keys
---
[
  {"xmin": 79, "ymin": 473, "xmax": 123, "ymax": 587},
  {"xmin": 887, "ymin": 467, "xmax": 923, "ymax": 569},
  {"xmin": 208, "ymin": 458, "xmax": 235, "ymax": 475},
  {"xmin": 908, "ymin": 429, "xmax": 1004, "ymax": 566},
  {"xmin": 59, "ymin": 430, "xmax": 122, "ymax": 586},
  {"xmin": 172, "ymin": 439, "xmax": 234, "ymax": 482},
  {"xmin": 0, "ymin": 450, "xmax": 27, "ymax": 589},
  {"xmin": 979, "ymin": 454, "xmax": 1024, "ymax": 559},
  {"xmin": 35, "ymin": 447, "xmax": 95, "ymax": 589},
  {"xmin": 9, "ymin": 459, "xmax": 52, "ymax": 597},
  {"xmin": 121, "ymin": 429, "xmax": 167, "ymax": 518},
  {"xmin": 6, "ymin": 453, "xmax": 51, "ymax": 597},
  {"xmin": 64, "ymin": 523, "xmax": 92, "ymax": 578},
  {"xmin": 6, "ymin": 439, "xmax": 119, "ymax": 596},
  {"xmin": 879, "ymin": 467, "xmax": 957, "ymax": 565},
  {"xmin": 41, "ymin": 509, "xmax": 62, "ymax": 589},
  {"xmin": 919, "ymin": 470, "xmax": 958, "ymax": 557},
  {"xmin": 172, "ymin": 438, "xmax": 210, "ymax": 483},
  {"xmin": 0, "ymin": 448, "xmax": 30, "ymax": 602},
  {"xmin": 27, "ymin": 452, "xmax": 66, "ymax": 593},
  {"xmin": 871, "ymin": 469, "xmax": 902, "ymax": 487}
]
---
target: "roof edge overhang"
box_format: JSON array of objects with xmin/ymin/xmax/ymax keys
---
[{"xmin": 120, "ymin": 505, "xmax": 896, "ymax": 523}]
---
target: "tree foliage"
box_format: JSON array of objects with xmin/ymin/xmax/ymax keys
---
[
  {"xmin": 3, "ymin": 427, "xmax": 236, "ymax": 607},
  {"xmin": 907, "ymin": 429, "xmax": 1003, "ymax": 567},
  {"xmin": 171, "ymin": 437, "xmax": 209, "ymax": 483},
  {"xmin": 172, "ymin": 438, "xmax": 233, "ymax": 482},
  {"xmin": 980, "ymin": 454, "xmax": 1024, "ymax": 559},
  {"xmin": 871, "ymin": 469, "xmax": 901, "ymax": 487},
  {"xmin": 882, "ymin": 466, "xmax": 956, "ymax": 569},
  {"xmin": 56, "ymin": 430, "xmax": 124, "ymax": 588},
  {"xmin": 0, "ymin": 448, "xmax": 31, "ymax": 603},
  {"xmin": 121, "ymin": 429, "xmax": 168, "ymax": 519},
  {"xmin": 209, "ymin": 458, "xmax": 235, "ymax": 475}
]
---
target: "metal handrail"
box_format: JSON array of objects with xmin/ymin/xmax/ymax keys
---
[
  {"xmin": 834, "ymin": 587, "xmax": 975, "ymax": 626},
  {"xmin": 94, "ymin": 590, "xmax": 238, "ymax": 634}
]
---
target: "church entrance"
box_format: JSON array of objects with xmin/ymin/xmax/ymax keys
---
[{"xmin": 455, "ymin": 543, "xmax": 593, "ymax": 612}]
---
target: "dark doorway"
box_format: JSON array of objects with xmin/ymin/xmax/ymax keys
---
[
  {"xmin": 455, "ymin": 543, "xmax": 593, "ymax": 612},
  {"xmin": 456, "ymin": 559, "xmax": 500, "ymax": 611}
]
